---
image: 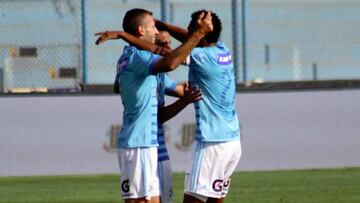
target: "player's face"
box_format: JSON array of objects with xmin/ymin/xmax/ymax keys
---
[
  {"xmin": 155, "ymin": 31, "xmax": 171, "ymax": 49},
  {"xmin": 140, "ymin": 15, "xmax": 159, "ymax": 44}
]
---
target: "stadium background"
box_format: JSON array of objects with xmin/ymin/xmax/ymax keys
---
[
  {"xmin": 1, "ymin": 0, "xmax": 360, "ymax": 91},
  {"xmin": 0, "ymin": 0, "xmax": 360, "ymax": 177}
]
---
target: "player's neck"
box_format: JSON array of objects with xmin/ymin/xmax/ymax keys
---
[{"xmin": 202, "ymin": 42, "xmax": 217, "ymax": 47}]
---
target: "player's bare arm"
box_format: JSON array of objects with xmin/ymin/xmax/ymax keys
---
[
  {"xmin": 155, "ymin": 19, "xmax": 188, "ymax": 43},
  {"xmin": 94, "ymin": 31, "xmax": 121, "ymax": 45},
  {"xmin": 165, "ymin": 81, "xmax": 191, "ymax": 98},
  {"xmin": 158, "ymin": 82, "xmax": 202, "ymax": 124},
  {"xmin": 152, "ymin": 11, "xmax": 213, "ymax": 74},
  {"xmin": 95, "ymin": 31, "xmax": 172, "ymax": 56}
]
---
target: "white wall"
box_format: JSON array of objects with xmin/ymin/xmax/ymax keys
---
[{"xmin": 1, "ymin": 89, "xmax": 360, "ymax": 176}]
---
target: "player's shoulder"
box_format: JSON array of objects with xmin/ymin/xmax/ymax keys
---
[
  {"xmin": 123, "ymin": 45, "xmax": 136, "ymax": 54},
  {"xmin": 192, "ymin": 42, "xmax": 226, "ymax": 58},
  {"xmin": 190, "ymin": 46, "xmax": 207, "ymax": 63},
  {"xmin": 192, "ymin": 42, "xmax": 229, "ymax": 53},
  {"xmin": 137, "ymin": 47, "xmax": 157, "ymax": 57},
  {"xmin": 216, "ymin": 42, "xmax": 230, "ymax": 52},
  {"xmin": 125, "ymin": 45, "xmax": 154, "ymax": 58},
  {"xmin": 191, "ymin": 44, "xmax": 205, "ymax": 55}
]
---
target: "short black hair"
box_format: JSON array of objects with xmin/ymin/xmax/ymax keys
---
[
  {"xmin": 122, "ymin": 8, "xmax": 153, "ymax": 35},
  {"xmin": 188, "ymin": 10, "xmax": 222, "ymax": 43}
]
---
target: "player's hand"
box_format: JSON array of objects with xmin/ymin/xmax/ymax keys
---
[
  {"xmin": 195, "ymin": 11, "xmax": 213, "ymax": 36},
  {"xmin": 182, "ymin": 82, "xmax": 202, "ymax": 104},
  {"xmin": 154, "ymin": 19, "xmax": 166, "ymax": 31},
  {"xmin": 94, "ymin": 31, "xmax": 121, "ymax": 45}
]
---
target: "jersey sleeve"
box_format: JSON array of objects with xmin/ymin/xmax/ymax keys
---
[
  {"xmin": 133, "ymin": 49, "xmax": 161, "ymax": 76},
  {"xmin": 190, "ymin": 48, "xmax": 207, "ymax": 70},
  {"xmin": 163, "ymin": 74, "xmax": 177, "ymax": 94}
]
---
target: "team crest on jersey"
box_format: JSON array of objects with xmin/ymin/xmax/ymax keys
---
[
  {"xmin": 117, "ymin": 57, "xmax": 129, "ymax": 73},
  {"xmin": 217, "ymin": 52, "xmax": 232, "ymax": 65}
]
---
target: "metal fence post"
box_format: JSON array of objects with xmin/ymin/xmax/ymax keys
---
[
  {"xmin": 312, "ymin": 63, "xmax": 318, "ymax": 81},
  {"xmin": 232, "ymin": 0, "xmax": 240, "ymax": 83},
  {"xmin": 81, "ymin": 0, "xmax": 87, "ymax": 84},
  {"xmin": 161, "ymin": 0, "xmax": 168, "ymax": 22},
  {"xmin": 241, "ymin": 0, "xmax": 247, "ymax": 82},
  {"xmin": 233, "ymin": 0, "xmax": 247, "ymax": 83}
]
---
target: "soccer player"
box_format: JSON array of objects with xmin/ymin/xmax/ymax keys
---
[
  {"xmin": 154, "ymin": 29, "xmax": 200, "ymax": 203},
  {"xmin": 156, "ymin": 10, "xmax": 242, "ymax": 203},
  {"xmin": 155, "ymin": 30, "xmax": 179, "ymax": 203},
  {"xmin": 96, "ymin": 8, "xmax": 212, "ymax": 203},
  {"xmin": 96, "ymin": 10, "xmax": 238, "ymax": 203},
  {"xmin": 155, "ymin": 30, "xmax": 171, "ymax": 49},
  {"xmin": 96, "ymin": 28, "xmax": 199, "ymax": 203}
]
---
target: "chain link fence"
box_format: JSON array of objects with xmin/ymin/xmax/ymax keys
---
[
  {"xmin": 85, "ymin": 0, "xmax": 161, "ymax": 85},
  {"xmin": 0, "ymin": 0, "xmax": 82, "ymax": 93},
  {"xmin": 1, "ymin": 0, "xmax": 359, "ymax": 93},
  {"xmin": 87, "ymin": 0, "xmax": 236, "ymax": 84},
  {"xmin": 246, "ymin": 0, "xmax": 360, "ymax": 82}
]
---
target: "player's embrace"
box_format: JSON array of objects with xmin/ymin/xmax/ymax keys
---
[{"xmin": 96, "ymin": 8, "xmax": 212, "ymax": 203}]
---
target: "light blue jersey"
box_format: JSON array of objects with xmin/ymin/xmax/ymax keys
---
[
  {"xmin": 115, "ymin": 45, "xmax": 160, "ymax": 148},
  {"xmin": 188, "ymin": 42, "xmax": 240, "ymax": 142},
  {"xmin": 157, "ymin": 73, "xmax": 177, "ymax": 162}
]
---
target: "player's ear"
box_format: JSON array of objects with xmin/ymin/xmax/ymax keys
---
[{"xmin": 137, "ymin": 25, "xmax": 145, "ymax": 36}]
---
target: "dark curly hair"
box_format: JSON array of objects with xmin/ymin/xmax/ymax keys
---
[{"xmin": 187, "ymin": 10, "xmax": 222, "ymax": 43}]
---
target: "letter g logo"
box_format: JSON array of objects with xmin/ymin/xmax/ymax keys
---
[
  {"xmin": 212, "ymin": 179, "xmax": 224, "ymax": 192},
  {"xmin": 121, "ymin": 179, "xmax": 130, "ymax": 193}
]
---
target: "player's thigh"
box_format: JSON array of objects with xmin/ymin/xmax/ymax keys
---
[
  {"xmin": 124, "ymin": 198, "xmax": 147, "ymax": 203},
  {"xmin": 219, "ymin": 140, "xmax": 241, "ymax": 198},
  {"xmin": 184, "ymin": 140, "xmax": 241, "ymax": 199},
  {"xmin": 183, "ymin": 193, "xmax": 207, "ymax": 203},
  {"xmin": 206, "ymin": 197, "xmax": 224, "ymax": 203},
  {"xmin": 124, "ymin": 197, "xmax": 160, "ymax": 203},
  {"xmin": 118, "ymin": 147, "xmax": 160, "ymax": 200},
  {"xmin": 222, "ymin": 139, "xmax": 241, "ymax": 182}
]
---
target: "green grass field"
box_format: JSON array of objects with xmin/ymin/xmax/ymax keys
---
[{"xmin": 0, "ymin": 168, "xmax": 359, "ymax": 203}]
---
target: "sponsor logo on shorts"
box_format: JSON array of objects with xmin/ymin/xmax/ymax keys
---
[
  {"xmin": 121, "ymin": 179, "xmax": 130, "ymax": 193},
  {"xmin": 212, "ymin": 179, "xmax": 224, "ymax": 192},
  {"xmin": 223, "ymin": 178, "xmax": 231, "ymax": 188}
]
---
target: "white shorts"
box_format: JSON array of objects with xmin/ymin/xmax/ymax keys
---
[
  {"xmin": 184, "ymin": 140, "xmax": 241, "ymax": 201},
  {"xmin": 117, "ymin": 147, "xmax": 160, "ymax": 200},
  {"xmin": 158, "ymin": 160, "xmax": 173, "ymax": 203}
]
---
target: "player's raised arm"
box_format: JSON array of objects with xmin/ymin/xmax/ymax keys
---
[
  {"xmin": 95, "ymin": 31, "xmax": 172, "ymax": 56},
  {"xmin": 152, "ymin": 11, "xmax": 213, "ymax": 74},
  {"xmin": 155, "ymin": 19, "xmax": 188, "ymax": 43}
]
